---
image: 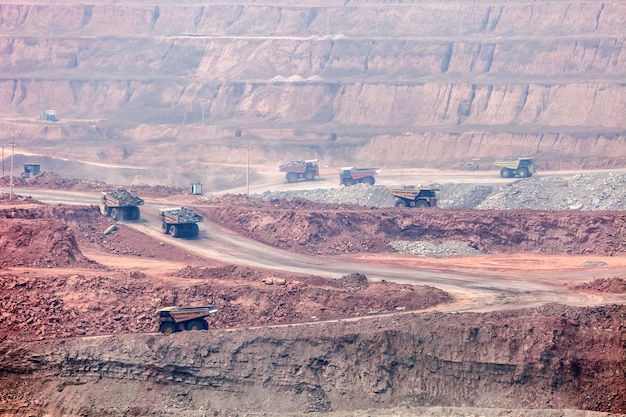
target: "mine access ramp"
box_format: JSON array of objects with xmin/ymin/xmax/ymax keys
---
[
  {"xmin": 157, "ymin": 305, "xmax": 217, "ymax": 334},
  {"xmin": 101, "ymin": 188, "xmax": 144, "ymax": 221},
  {"xmin": 159, "ymin": 206, "xmax": 203, "ymax": 238}
]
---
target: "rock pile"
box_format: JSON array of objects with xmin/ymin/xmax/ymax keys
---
[
  {"xmin": 476, "ymin": 173, "xmax": 626, "ymax": 210},
  {"xmin": 257, "ymin": 172, "xmax": 626, "ymax": 211},
  {"xmin": 390, "ymin": 240, "xmax": 482, "ymax": 257},
  {"xmin": 160, "ymin": 206, "xmax": 203, "ymax": 223},
  {"xmin": 252, "ymin": 172, "xmax": 626, "ymax": 258},
  {"xmin": 103, "ymin": 188, "xmax": 144, "ymax": 206}
]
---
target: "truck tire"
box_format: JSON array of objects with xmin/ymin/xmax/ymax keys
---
[
  {"xmin": 159, "ymin": 322, "xmax": 177, "ymax": 335},
  {"xmin": 415, "ymin": 200, "xmax": 428, "ymax": 208},
  {"xmin": 162, "ymin": 222, "xmax": 170, "ymax": 234},
  {"xmin": 362, "ymin": 176, "xmax": 375, "ymax": 185},
  {"xmin": 189, "ymin": 223, "xmax": 199, "ymax": 238},
  {"xmin": 517, "ymin": 167, "xmax": 529, "ymax": 178},
  {"xmin": 132, "ymin": 207, "xmax": 140, "ymax": 220},
  {"xmin": 500, "ymin": 168, "xmax": 512, "ymax": 178},
  {"xmin": 286, "ymin": 172, "xmax": 298, "ymax": 183},
  {"xmin": 186, "ymin": 319, "xmax": 206, "ymax": 331},
  {"xmin": 394, "ymin": 199, "xmax": 408, "ymax": 207},
  {"xmin": 343, "ymin": 178, "xmax": 355, "ymax": 186},
  {"xmin": 304, "ymin": 171, "xmax": 315, "ymax": 181},
  {"xmin": 111, "ymin": 208, "xmax": 121, "ymax": 221},
  {"xmin": 170, "ymin": 225, "xmax": 179, "ymax": 238}
]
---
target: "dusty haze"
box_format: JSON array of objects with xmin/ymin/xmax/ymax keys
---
[{"xmin": 0, "ymin": 0, "xmax": 625, "ymax": 187}]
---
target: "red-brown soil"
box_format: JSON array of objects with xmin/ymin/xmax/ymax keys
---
[
  {"xmin": 0, "ymin": 188, "xmax": 625, "ymax": 416},
  {"xmin": 1, "ymin": 171, "xmax": 184, "ymax": 198},
  {"xmin": 0, "ymin": 199, "xmax": 451, "ymax": 342},
  {"xmin": 201, "ymin": 195, "xmax": 626, "ymax": 256}
]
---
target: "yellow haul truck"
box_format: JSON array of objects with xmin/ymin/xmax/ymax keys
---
[
  {"xmin": 494, "ymin": 157, "xmax": 536, "ymax": 178},
  {"xmin": 157, "ymin": 305, "xmax": 218, "ymax": 334}
]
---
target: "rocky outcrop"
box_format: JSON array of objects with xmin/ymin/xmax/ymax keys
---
[
  {"xmin": 1, "ymin": 305, "xmax": 624, "ymax": 415},
  {"xmin": 201, "ymin": 197, "xmax": 626, "ymax": 256},
  {"xmin": 0, "ymin": 1, "xmax": 624, "ymax": 184}
]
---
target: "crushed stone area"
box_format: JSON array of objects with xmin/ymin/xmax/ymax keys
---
[
  {"xmin": 201, "ymin": 196, "xmax": 626, "ymax": 257},
  {"xmin": 253, "ymin": 172, "xmax": 626, "ymax": 210},
  {"xmin": 217, "ymin": 172, "xmax": 626, "ymax": 258},
  {"xmin": 390, "ymin": 240, "xmax": 483, "ymax": 257}
]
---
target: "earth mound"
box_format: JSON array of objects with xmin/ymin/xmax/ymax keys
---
[
  {"xmin": 0, "ymin": 218, "xmax": 91, "ymax": 268},
  {"xmin": 574, "ymin": 277, "xmax": 626, "ymax": 293},
  {"xmin": 2, "ymin": 171, "xmax": 185, "ymax": 197},
  {"xmin": 200, "ymin": 195, "xmax": 626, "ymax": 257}
]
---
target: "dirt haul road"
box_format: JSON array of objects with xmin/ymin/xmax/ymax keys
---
[
  {"xmin": 3, "ymin": 183, "xmax": 626, "ymax": 416},
  {"xmin": 14, "ymin": 187, "xmax": 626, "ymax": 314}
]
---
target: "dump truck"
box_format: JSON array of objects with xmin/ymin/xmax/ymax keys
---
[
  {"xmin": 160, "ymin": 206, "xmax": 203, "ymax": 238},
  {"xmin": 156, "ymin": 305, "xmax": 217, "ymax": 334},
  {"xmin": 494, "ymin": 157, "xmax": 535, "ymax": 178},
  {"xmin": 279, "ymin": 159, "xmax": 320, "ymax": 183},
  {"xmin": 101, "ymin": 188, "xmax": 144, "ymax": 221},
  {"xmin": 339, "ymin": 167, "xmax": 381, "ymax": 186},
  {"xmin": 388, "ymin": 188, "xmax": 439, "ymax": 208}
]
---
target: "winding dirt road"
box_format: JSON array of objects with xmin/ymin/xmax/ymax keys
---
[{"xmin": 11, "ymin": 186, "xmax": 626, "ymax": 314}]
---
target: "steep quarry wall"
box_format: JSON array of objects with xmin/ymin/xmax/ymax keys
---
[
  {"xmin": 0, "ymin": 1, "xmax": 625, "ymax": 184},
  {"xmin": 1, "ymin": 305, "xmax": 624, "ymax": 415}
]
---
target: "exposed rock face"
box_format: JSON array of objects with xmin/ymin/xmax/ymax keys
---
[
  {"xmin": 0, "ymin": 1, "xmax": 624, "ymax": 185},
  {"xmin": 201, "ymin": 197, "xmax": 626, "ymax": 256},
  {"xmin": 1, "ymin": 305, "xmax": 624, "ymax": 415},
  {"xmin": 0, "ymin": 204, "xmax": 94, "ymax": 268}
]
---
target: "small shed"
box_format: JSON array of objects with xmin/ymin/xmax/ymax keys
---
[
  {"xmin": 41, "ymin": 110, "xmax": 58, "ymax": 121},
  {"xmin": 190, "ymin": 181, "xmax": 203, "ymax": 195},
  {"xmin": 22, "ymin": 164, "xmax": 41, "ymax": 178}
]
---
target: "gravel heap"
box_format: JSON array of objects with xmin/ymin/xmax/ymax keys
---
[
  {"xmin": 160, "ymin": 207, "xmax": 204, "ymax": 223},
  {"xmin": 253, "ymin": 171, "xmax": 626, "ymax": 258},
  {"xmin": 104, "ymin": 188, "xmax": 144, "ymax": 206},
  {"xmin": 476, "ymin": 173, "xmax": 626, "ymax": 210},
  {"xmin": 390, "ymin": 240, "xmax": 482, "ymax": 257},
  {"xmin": 257, "ymin": 172, "xmax": 626, "ymax": 211},
  {"xmin": 258, "ymin": 184, "xmax": 399, "ymax": 207}
]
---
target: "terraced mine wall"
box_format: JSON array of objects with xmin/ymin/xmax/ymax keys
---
[
  {"xmin": 1, "ymin": 1, "xmax": 624, "ymax": 185},
  {"xmin": 1, "ymin": 305, "xmax": 624, "ymax": 415}
]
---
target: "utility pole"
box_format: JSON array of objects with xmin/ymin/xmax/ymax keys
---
[
  {"xmin": 246, "ymin": 138, "xmax": 250, "ymax": 196},
  {"xmin": 9, "ymin": 143, "xmax": 14, "ymax": 200},
  {"xmin": 1, "ymin": 145, "xmax": 4, "ymax": 177}
]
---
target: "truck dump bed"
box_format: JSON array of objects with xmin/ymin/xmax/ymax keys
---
[
  {"xmin": 339, "ymin": 167, "xmax": 381, "ymax": 185},
  {"xmin": 279, "ymin": 159, "xmax": 318, "ymax": 173},
  {"xmin": 387, "ymin": 188, "xmax": 439, "ymax": 207},
  {"xmin": 279, "ymin": 159, "xmax": 320, "ymax": 182},
  {"xmin": 102, "ymin": 189, "xmax": 144, "ymax": 207},
  {"xmin": 160, "ymin": 207, "xmax": 204, "ymax": 224},
  {"xmin": 157, "ymin": 305, "xmax": 217, "ymax": 322},
  {"xmin": 157, "ymin": 305, "xmax": 218, "ymax": 334}
]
